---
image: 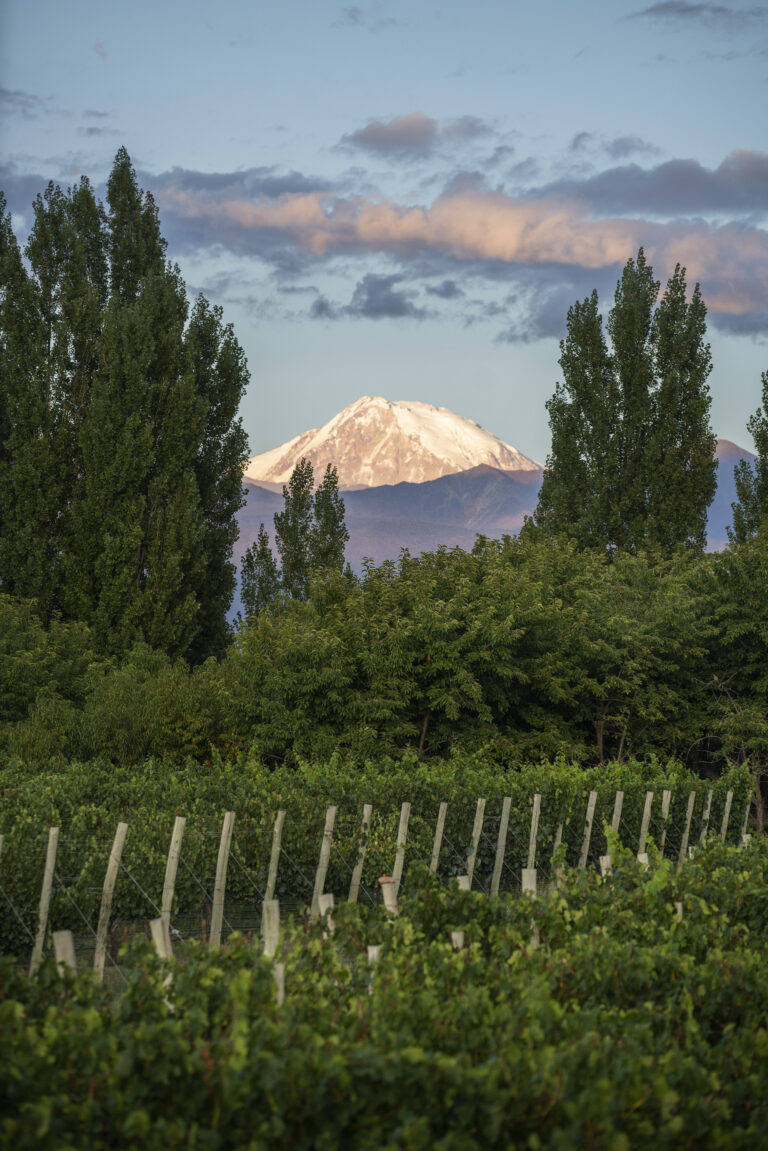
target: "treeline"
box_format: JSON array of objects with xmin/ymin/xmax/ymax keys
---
[{"xmin": 1, "ymin": 528, "xmax": 766, "ymax": 812}]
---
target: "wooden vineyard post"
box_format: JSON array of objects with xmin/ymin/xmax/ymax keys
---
[
  {"xmin": 274, "ymin": 963, "xmax": 285, "ymax": 1006},
  {"xmin": 720, "ymin": 790, "xmax": 734, "ymax": 842},
  {"xmin": 450, "ymin": 931, "xmax": 465, "ymax": 950},
  {"xmin": 379, "ymin": 875, "xmax": 398, "ymax": 914},
  {"xmin": 392, "ymin": 802, "xmax": 411, "ymax": 898},
  {"xmin": 29, "ymin": 826, "xmax": 59, "ymax": 976},
  {"xmin": 53, "ymin": 930, "xmax": 76, "ymax": 975},
  {"xmin": 150, "ymin": 916, "xmax": 173, "ymax": 961},
  {"xmin": 678, "ymin": 792, "xmax": 696, "ymax": 869},
  {"xmin": 94, "ymin": 821, "xmax": 128, "ymax": 981},
  {"xmin": 740, "ymin": 794, "xmax": 752, "ymax": 847},
  {"xmin": 490, "ymin": 796, "xmax": 512, "ymax": 896},
  {"xmin": 429, "ymin": 802, "xmax": 448, "ymax": 874},
  {"xmin": 466, "ymin": 798, "xmax": 486, "ymax": 888},
  {"xmin": 522, "ymin": 793, "xmax": 541, "ymax": 895},
  {"xmin": 611, "ymin": 791, "xmax": 624, "ymax": 837},
  {"xmin": 348, "ymin": 804, "xmax": 372, "ymax": 903},
  {"xmin": 262, "ymin": 899, "xmax": 280, "ymax": 958},
  {"xmin": 699, "ymin": 790, "xmax": 713, "ymax": 844},
  {"xmin": 311, "ymin": 806, "xmax": 337, "ymax": 918},
  {"xmin": 658, "ymin": 790, "xmax": 672, "ymax": 858},
  {"xmin": 637, "ymin": 792, "xmax": 653, "ymax": 865},
  {"xmin": 456, "ymin": 875, "xmax": 471, "ymax": 891},
  {"xmin": 318, "ymin": 892, "xmax": 335, "ymax": 937},
  {"xmin": 210, "ymin": 811, "xmax": 235, "ymax": 948},
  {"xmin": 265, "ymin": 810, "xmax": 286, "ymax": 902},
  {"xmin": 161, "ymin": 815, "xmax": 186, "ymax": 930},
  {"xmin": 578, "ymin": 791, "xmax": 598, "ymax": 869}
]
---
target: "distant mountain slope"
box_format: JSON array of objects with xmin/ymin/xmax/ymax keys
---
[
  {"xmin": 235, "ymin": 413, "xmax": 757, "ymax": 580},
  {"xmin": 244, "ymin": 395, "xmax": 541, "ymax": 488}
]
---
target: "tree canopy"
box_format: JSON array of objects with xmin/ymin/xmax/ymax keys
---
[
  {"xmin": 534, "ymin": 249, "xmax": 717, "ymax": 554},
  {"xmin": 0, "ymin": 149, "xmax": 249, "ymax": 660}
]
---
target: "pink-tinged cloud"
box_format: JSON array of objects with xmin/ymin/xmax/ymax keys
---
[{"xmin": 158, "ymin": 185, "xmax": 768, "ymax": 317}]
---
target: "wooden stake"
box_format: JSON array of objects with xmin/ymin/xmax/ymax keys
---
[
  {"xmin": 578, "ymin": 791, "xmax": 598, "ymax": 869},
  {"xmin": 456, "ymin": 875, "xmax": 471, "ymax": 891},
  {"xmin": 161, "ymin": 815, "xmax": 185, "ymax": 930},
  {"xmin": 311, "ymin": 806, "xmax": 336, "ymax": 918},
  {"xmin": 658, "ymin": 790, "xmax": 672, "ymax": 858},
  {"xmin": 699, "ymin": 789, "xmax": 713, "ymax": 843},
  {"xmin": 94, "ymin": 821, "xmax": 128, "ymax": 981},
  {"xmin": 210, "ymin": 811, "xmax": 235, "ymax": 948},
  {"xmin": 265, "ymin": 810, "xmax": 286, "ymax": 902},
  {"xmin": 318, "ymin": 892, "xmax": 335, "ymax": 935},
  {"xmin": 521, "ymin": 868, "xmax": 537, "ymax": 897},
  {"xmin": 392, "ymin": 802, "xmax": 411, "ymax": 897},
  {"xmin": 29, "ymin": 826, "xmax": 59, "ymax": 976},
  {"xmin": 527, "ymin": 793, "xmax": 541, "ymax": 871},
  {"xmin": 379, "ymin": 875, "xmax": 398, "ymax": 914},
  {"xmin": 53, "ymin": 929, "xmax": 76, "ymax": 975},
  {"xmin": 450, "ymin": 930, "xmax": 464, "ymax": 950},
  {"xmin": 466, "ymin": 798, "xmax": 486, "ymax": 887},
  {"xmin": 720, "ymin": 790, "xmax": 733, "ymax": 842},
  {"xmin": 637, "ymin": 792, "xmax": 653, "ymax": 857},
  {"xmin": 490, "ymin": 796, "xmax": 511, "ymax": 896},
  {"xmin": 678, "ymin": 791, "xmax": 696, "ymax": 868},
  {"xmin": 599, "ymin": 855, "xmax": 612, "ymax": 877},
  {"xmin": 611, "ymin": 791, "xmax": 624, "ymax": 837},
  {"xmin": 430, "ymin": 802, "xmax": 448, "ymax": 874},
  {"xmin": 149, "ymin": 916, "xmax": 173, "ymax": 961},
  {"xmin": 348, "ymin": 804, "xmax": 372, "ymax": 903},
  {"xmin": 261, "ymin": 898, "xmax": 280, "ymax": 958}
]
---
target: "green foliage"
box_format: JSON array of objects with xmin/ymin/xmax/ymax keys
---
[
  {"xmin": 535, "ymin": 249, "xmax": 717, "ymax": 553},
  {"xmin": 240, "ymin": 524, "xmax": 281, "ymax": 617},
  {"xmin": 274, "ymin": 457, "xmax": 315, "ymax": 600},
  {"xmin": 310, "ymin": 462, "xmax": 349, "ymax": 572},
  {"xmin": 730, "ymin": 368, "xmax": 768, "ymax": 544},
  {"xmin": 2, "ymin": 837, "xmax": 768, "ymax": 1148},
  {"xmin": 0, "ymin": 752, "xmax": 751, "ymax": 957},
  {"xmin": 0, "ymin": 150, "xmax": 249, "ymax": 661}
]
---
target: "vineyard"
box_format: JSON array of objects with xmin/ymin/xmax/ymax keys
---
[{"xmin": 3, "ymin": 754, "xmax": 766, "ymax": 1148}]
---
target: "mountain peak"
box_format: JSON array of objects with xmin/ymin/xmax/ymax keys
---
[{"xmin": 244, "ymin": 395, "xmax": 542, "ymax": 489}]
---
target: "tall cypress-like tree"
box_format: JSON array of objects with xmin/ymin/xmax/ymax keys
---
[
  {"xmin": 0, "ymin": 149, "xmax": 249, "ymax": 658},
  {"xmin": 534, "ymin": 249, "xmax": 717, "ymax": 553},
  {"xmin": 241, "ymin": 523, "xmax": 281, "ymax": 616},
  {"xmin": 730, "ymin": 370, "xmax": 768, "ymax": 544},
  {"xmin": 274, "ymin": 457, "xmax": 315, "ymax": 600},
  {"xmin": 185, "ymin": 296, "xmax": 250, "ymax": 660},
  {"xmin": 311, "ymin": 463, "xmax": 349, "ymax": 572}
]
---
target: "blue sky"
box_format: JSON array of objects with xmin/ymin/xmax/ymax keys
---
[{"xmin": 2, "ymin": 0, "xmax": 767, "ymax": 462}]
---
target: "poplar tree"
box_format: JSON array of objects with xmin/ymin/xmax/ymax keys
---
[
  {"xmin": 274, "ymin": 457, "xmax": 315, "ymax": 600},
  {"xmin": 311, "ymin": 463, "xmax": 349, "ymax": 571},
  {"xmin": 241, "ymin": 524, "xmax": 281, "ymax": 616},
  {"xmin": 534, "ymin": 249, "xmax": 717, "ymax": 553},
  {"xmin": 729, "ymin": 370, "xmax": 768, "ymax": 544},
  {"xmin": 0, "ymin": 149, "xmax": 249, "ymax": 658}
]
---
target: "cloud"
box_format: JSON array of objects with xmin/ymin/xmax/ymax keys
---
[
  {"xmin": 79, "ymin": 126, "xmax": 121, "ymax": 138},
  {"xmin": 341, "ymin": 113, "xmax": 439, "ymax": 158},
  {"xmin": 570, "ymin": 131, "xmax": 594, "ymax": 152},
  {"xmin": 340, "ymin": 112, "xmax": 492, "ymax": 160},
  {"xmin": 347, "ymin": 273, "xmax": 428, "ymax": 318},
  {"xmin": 157, "ymin": 176, "xmax": 768, "ymax": 326},
  {"xmin": 93, "ymin": 40, "xmax": 107, "ymax": 60},
  {"xmin": 83, "ymin": 109, "xmax": 111, "ymax": 120},
  {"xmin": 424, "ymin": 278, "xmax": 464, "ymax": 299},
  {"xmin": 536, "ymin": 150, "xmax": 768, "ymax": 215},
  {"xmin": 628, "ymin": 2, "xmax": 768, "ymax": 30},
  {"xmin": 0, "ymin": 87, "xmax": 54, "ymax": 120},
  {"xmin": 149, "ymin": 163, "xmax": 335, "ymax": 200},
  {"xmin": 604, "ymin": 136, "xmax": 662, "ymax": 159},
  {"xmin": 310, "ymin": 294, "xmax": 339, "ymax": 319}
]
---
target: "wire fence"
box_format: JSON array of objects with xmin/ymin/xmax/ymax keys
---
[{"xmin": 0, "ymin": 784, "xmax": 755, "ymax": 976}]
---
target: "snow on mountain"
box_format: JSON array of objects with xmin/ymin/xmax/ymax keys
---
[{"xmin": 243, "ymin": 396, "xmax": 542, "ymax": 489}]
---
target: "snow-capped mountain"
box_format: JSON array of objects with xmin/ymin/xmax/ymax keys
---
[{"xmin": 243, "ymin": 395, "xmax": 542, "ymax": 489}]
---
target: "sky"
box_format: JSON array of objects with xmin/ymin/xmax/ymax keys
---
[{"xmin": 2, "ymin": 0, "xmax": 767, "ymax": 463}]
